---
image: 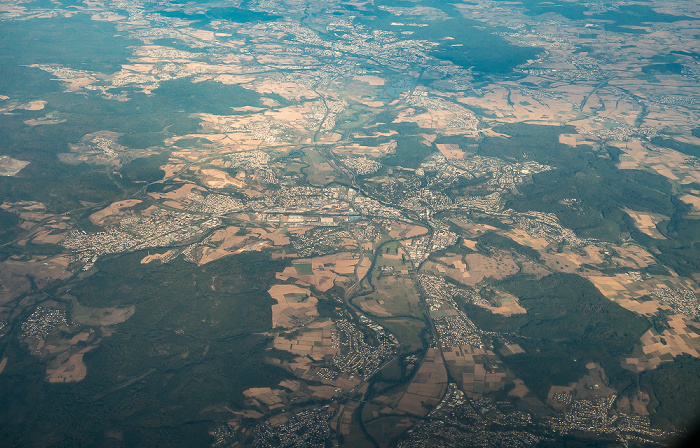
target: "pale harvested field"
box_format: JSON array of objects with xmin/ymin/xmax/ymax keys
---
[
  {"xmin": 317, "ymin": 132, "xmax": 343, "ymax": 143},
  {"xmin": 589, "ymin": 275, "xmax": 630, "ymax": 296},
  {"xmin": 253, "ymin": 227, "xmax": 290, "ymax": 247},
  {"xmin": 353, "ymin": 75, "xmax": 385, "ymax": 86},
  {"xmin": 333, "ymin": 257, "xmax": 363, "ymax": 274},
  {"xmin": 243, "ymin": 387, "xmax": 284, "ymax": 409},
  {"xmin": 448, "ymin": 218, "xmax": 497, "ymax": 238},
  {"xmin": 253, "ymin": 79, "xmax": 319, "ymax": 101},
  {"xmin": 170, "ymin": 147, "xmax": 215, "ymax": 162},
  {"xmin": 436, "ymin": 143, "xmax": 464, "ymax": 160},
  {"xmin": 198, "ymin": 226, "xmax": 251, "ymax": 265},
  {"xmin": 587, "ymin": 274, "xmax": 664, "ymax": 312},
  {"xmin": 69, "ymin": 332, "xmax": 90, "ymax": 345},
  {"xmin": 89, "ymin": 199, "xmax": 142, "ymax": 226},
  {"xmin": 574, "ymin": 364, "xmax": 616, "ymax": 400},
  {"xmin": 355, "ymin": 98, "xmax": 386, "ymax": 108},
  {"xmin": 615, "ymin": 141, "xmax": 700, "ymax": 185},
  {"xmin": 256, "ymin": 52, "xmax": 319, "ymax": 66},
  {"xmin": 616, "ymin": 297, "xmax": 669, "ymax": 316},
  {"xmin": 309, "ymin": 384, "xmax": 337, "ymax": 399},
  {"xmin": 160, "ymin": 163, "xmax": 185, "ymax": 179},
  {"xmin": 680, "ymin": 194, "xmax": 700, "ymax": 212},
  {"xmin": 589, "ymin": 273, "xmax": 698, "ymax": 316},
  {"xmin": 276, "ymin": 253, "xmax": 362, "ymax": 291},
  {"xmin": 357, "ymin": 256, "xmax": 372, "ymax": 281},
  {"xmin": 388, "ymin": 222, "xmax": 428, "ymax": 240},
  {"xmin": 17, "ymin": 211, "xmax": 53, "ymax": 223},
  {"xmin": 1, "ymin": 200, "xmax": 47, "ymax": 213},
  {"xmin": 462, "ymin": 239, "xmax": 478, "ymax": 250},
  {"xmin": 352, "ymin": 130, "xmax": 398, "ymax": 139},
  {"xmin": 583, "ymin": 246, "xmax": 605, "ymax": 264},
  {"xmin": 500, "ymin": 343, "xmax": 525, "ymax": 356},
  {"xmin": 197, "ymin": 168, "xmax": 244, "ymax": 189},
  {"xmin": 148, "ymin": 183, "xmax": 204, "ymax": 202},
  {"xmin": 438, "ymin": 255, "xmax": 467, "ymax": 272},
  {"xmin": 195, "ymin": 226, "xmax": 289, "ymax": 266},
  {"xmin": 272, "ymin": 319, "xmax": 339, "ymax": 361},
  {"xmin": 543, "ymin": 245, "xmax": 606, "ymax": 272},
  {"xmin": 394, "ymin": 107, "xmax": 472, "ymax": 134},
  {"xmin": 623, "ymin": 312, "xmax": 700, "ymax": 372},
  {"xmin": 279, "ymin": 379, "xmax": 301, "ymax": 392},
  {"xmin": 456, "ymin": 85, "xmax": 577, "ymax": 125},
  {"xmin": 420, "ymin": 133, "xmax": 437, "ymax": 146},
  {"xmin": 25, "ymin": 115, "xmax": 68, "ymax": 127},
  {"xmin": 31, "ymin": 229, "xmax": 66, "ymax": 245},
  {"xmin": 426, "ymin": 252, "xmax": 518, "ymax": 286},
  {"xmin": 559, "ymin": 134, "xmax": 577, "ymax": 147},
  {"xmin": 170, "ymin": 102, "xmax": 327, "ymax": 149},
  {"xmin": 547, "ymin": 385, "xmax": 575, "ymax": 398},
  {"xmin": 266, "ymin": 353, "xmax": 360, "ymax": 393},
  {"xmin": 478, "ymin": 291, "xmax": 526, "ymax": 316},
  {"xmin": 622, "ymin": 208, "xmax": 667, "ymax": 239},
  {"xmin": 267, "ymin": 412, "xmax": 291, "ymax": 427},
  {"xmin": 196, "ymin": 243, "xmax": 247, "ymax": 265},
  {"xmin": 340, "ymin": 237, "xmax": 359, "ymax": 250},
  {"xmin": 332, "ymin": 141, "xmax": 397, "ymax": 158},
  {"xmin": 0, "ymin": 256, "xmax": 72, "ymax": 304},
  {"xmin": 91, "ymin": 12, "xmax": 127, "ymax": 21},
  {"xmin": 396, "ymin": 348, "xmax": 447, "ymax": 416},
  {"xmin": 140, "ymin": 249, "xmax": 178, "ymax": 264},
  {"xmin": 443, "ymin": 345, "xmax": 508, "ymax": 396},
  {"xmin": 0, "ymin": 357, "xmax": 7, "ymax": 375},
  {"xmin": 508, "ymin": 379, "xmax": 529, "ymax": 398},
  {"xmin": 638, "ymin": 314, "xmax": 700, "ymax": 368},
  {"xmin": 19, "ymin": 100, "xmax": 47, "ymax": 111},
  {"xmin": 0, "ymin": 156, "xmax": 30, "ymax": 176},
  {"xmin": 46, "ymin": 347, "xmax": 95, "ymax": 383},
  {"xmin": 541, "ymin": 252, "xmax": 582, "ymax": 273},
  {"xmin": 505, "ymin": 229, "xmax": 549, "ymax": 250},
  {"xmin": 268, "ymin": 284, "xmax": 319, "ymax": 329},
  {"xmin": 338, "ymin": 401, "xmax": 359, "ymax": 435},
  {"xmin": 631, "ymin": 392, "xmax": 651, "ymax": 416},
  {"xmin": 612, "ymin": 243, "xmax": 656, "ymax": 269}
]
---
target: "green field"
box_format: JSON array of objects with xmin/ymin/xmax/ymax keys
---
[
  {"xmin": 294, "ymin": 262, "xmax": 314, "ymax": 275},
  {"xmin": 375, "ymin": 318, "xmax": 426, "ymax": 352}
]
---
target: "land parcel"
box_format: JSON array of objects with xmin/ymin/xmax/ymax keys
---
[{"xmin": 276, "ymin": 253, "xmax": 369, "ymax": 291}]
